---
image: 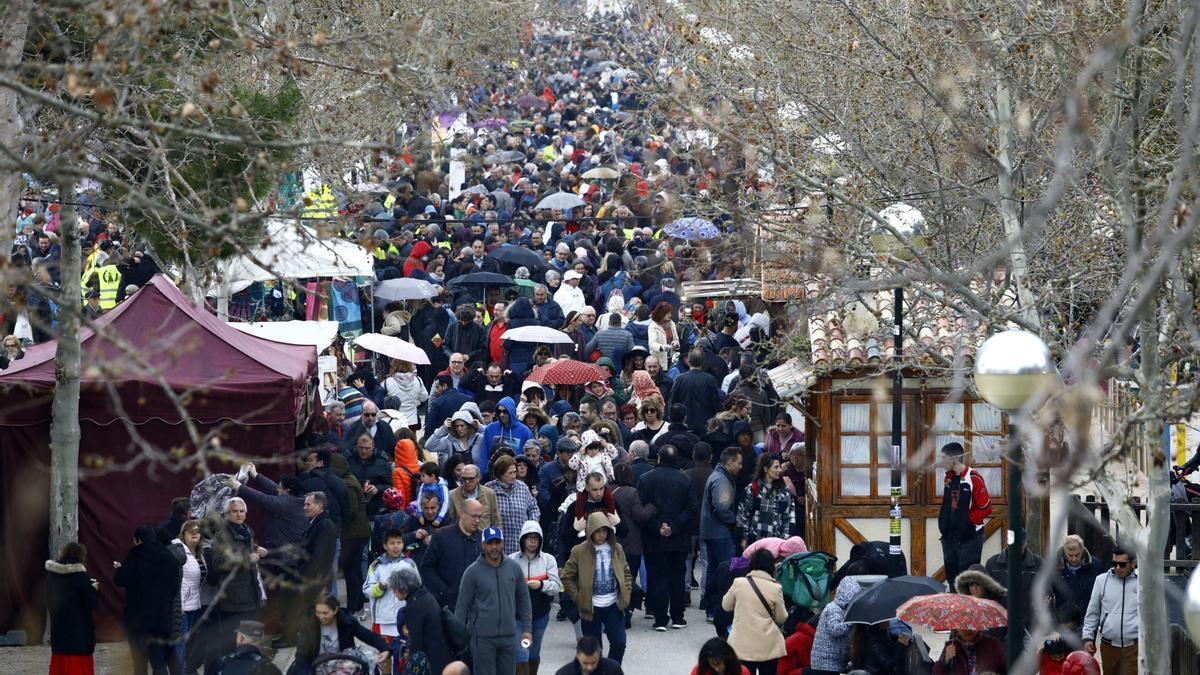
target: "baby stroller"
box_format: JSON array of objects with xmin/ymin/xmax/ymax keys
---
[{"xmin": 311, "ymin": 651, "xmax": 376, "ymax": 675}]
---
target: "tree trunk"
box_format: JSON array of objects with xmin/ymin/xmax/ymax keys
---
[
  {"xmin": 0, "ymin": 0, "xmax": 32, "ymax": 255},
  {"xmin": 1137, "ymin": 304, "xmax": 1169, "ymax": 675},
  {"xmin": 48, "ymin": 178, "xmax": 81, "ymax": 559},
  {"xmin": 992, "ymin": 54, "xmax": 1046, "ymax": 555}
]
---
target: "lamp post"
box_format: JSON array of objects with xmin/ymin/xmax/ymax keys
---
[
  {"xmin": 973, "ymin": 329, "xmax": 1057, "ymax": 667},
  {"xmin": 869, "ymin": 202, "xmax": 928, "ymax": 578}
]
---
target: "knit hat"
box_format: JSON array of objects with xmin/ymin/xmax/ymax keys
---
[
  {"xmin": 742, "ymin": 537, "xmax": 784, "ymax": 560},
  {"xmin": 779, "ymin": 536, "xmax": 808, "ymax": 556}
]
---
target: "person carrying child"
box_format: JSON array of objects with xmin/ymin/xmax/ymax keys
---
[{"xmin": 415, "ymin": 461, "xmax": 451, "ymax": 526}]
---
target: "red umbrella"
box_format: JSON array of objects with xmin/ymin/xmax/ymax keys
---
[
  {"xmin": 896, "ymin": 593, "xmax": 1007, "ymax": 632},
  {"xmin": 529, "ymin": 360, "xmax": 608, "ymax": 386}
]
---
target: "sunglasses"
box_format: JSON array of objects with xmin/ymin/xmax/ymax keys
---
[
  {"xmin": 362, "ymin": 412, "xmax": 377, "ymax": 417},
  {"xmin": 1112, "ymin": 560, "xmax": 1131, "ymax": 568}
]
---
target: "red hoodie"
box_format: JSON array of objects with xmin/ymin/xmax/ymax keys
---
[{"xmin": 403, "ymin": 240, "xmax": 432, "ymax": 277}]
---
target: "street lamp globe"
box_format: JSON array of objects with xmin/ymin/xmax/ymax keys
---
[
  {"xmin": 1186, "ymin": 566, "xmax": 1200, "ymax": 645},
  {"xmin": 973, "ymin": 329, "xmax": 1057, "ymax": 411},
  {"xmin": 869, "ymin": 202, "xmax": 928, "ymax": 261}
]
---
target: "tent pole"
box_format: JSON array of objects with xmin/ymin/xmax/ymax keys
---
[{"xmin": 369, "ymin": 284, "xmax": 377, "ymax": 379}]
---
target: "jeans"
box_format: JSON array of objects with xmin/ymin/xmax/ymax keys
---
[
  {"xmin": 703, "ymin": 538, "xmax": 736, "ymax": 613},
  {"xmin": 516, "ymin": 613, "xmax": 551, "ymax": 662},
  {"xmin": 942, "ymin": 529, "xmax": 984, "ymax": 590},
  {"xmin": 341, "ymin": 537, "xmax": 369, "ymax": 612},
  {"xmin": 176, "ymin": 609, "xmax": 201, "ymax": 671},
  {"xmin": 330, "ymin": 536, "xmax": 342, "ymax": 597},
  {"xmin": 645, "ymin": 550, "xmax": 687, "ymax": 626},
  {"xmin": 469, "ymin": 634, "xmax": 515, "ymax": 675},
  {"xmin": 581, "ymin": 603, "xmax": 627, "ymax": 663}
]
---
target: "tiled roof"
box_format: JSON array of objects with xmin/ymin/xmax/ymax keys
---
[
  {"xmin": 767, "ymin": 357, "xmax": 817, "ymax": 399},
  {"xmin": 806, "ymin": 280, "xmax": 1018, "ymax": 373}
]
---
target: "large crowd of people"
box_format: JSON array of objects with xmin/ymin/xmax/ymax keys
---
[{"xmin": 15, "ymin": 8, "xmax": 1137, "ymax": 675}]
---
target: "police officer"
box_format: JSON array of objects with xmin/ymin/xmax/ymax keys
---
[{"xmin": 213, "ymin": 620, "xmax": 280, "ymax": 675}]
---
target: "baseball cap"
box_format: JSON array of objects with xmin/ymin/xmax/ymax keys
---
[
  {"xmin": 556, "ymin": 437, "xmax": 580, "ymax": 454},
  {"xmin": 236, "ymin": 620, "xmax": 265, "ymax": 640},
  {"xmin": 564, "ymin": 270, "xmax": 583, "ymax": 281},
  {"xmin": 483, "ymin": 526, "xmax": 504, "ymax": 542}
]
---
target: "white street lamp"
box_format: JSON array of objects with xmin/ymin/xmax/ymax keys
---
[
  {"xmin": 868, "ymin": 202, "xmax": 929, "ymax": 577},
  {"xmin": 973, "ymin": 328, "xmax": 1057, "ymax": 666},
  {"xmin": 870, "ymin": 203, "xmax": 928, "ymax": 261},
  {"xmin": 1185, "ymin": 566, "xmax": 1200, "ymax": 647}
]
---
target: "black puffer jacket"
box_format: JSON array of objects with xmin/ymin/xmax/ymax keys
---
[
  {"xmin": 44, "ymin": 560, "xmax": 98, "ymax": 655},
  {"xmin": 205, "ymin": 520, "xmax": 263, "ymax": 614}
]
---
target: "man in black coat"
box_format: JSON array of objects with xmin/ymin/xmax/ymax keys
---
[
  {"xmin": 418, "ymin": 498, "xmax": 484, "ymax": 608},
  {"xmin": 302, "ymin": 448, "xmax": 350, "ymax": 531},
  {"xmin": 339, "ymin": 401, "xmax": 396, "ymax": 460},
  {"xmin": 299, "ymin": 492, "xmax": 338, "ymax": 594},
  {"xmin": 637, "ymin": 445, "xmax": 699, "ymax": 631},
  {"xmin": 296, "ymin": 451, "xmax": 341, "ymax": 527},
  {"xmin": 114, "ymin": 525, "xmax": 183, "ymax": 675},
  {"xmin": 443, "ymin": 306, "xmax": 488, "ymax": 367},
  {"xmin": 346, "ymin": 434, "xmax": 394, "ymax": 516},
  {"xmin": 667, "ymin": 349, "xmax": 723, "ymax": 434},
  {"xmin": 652, "ymin": 404, "xmax": 700, "ymax": 461}
]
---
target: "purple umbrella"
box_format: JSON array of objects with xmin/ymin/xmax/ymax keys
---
[
  {"xmin": 664, "ymin": 217, "xmax": 720, "ymax": 241},
  {"xmin": 516, "ymin": 94, "xmax": 549, "ymax": 112},
  {"xmin": 473, "ymin": 117, "xmax": 508, "ymax": 130}
]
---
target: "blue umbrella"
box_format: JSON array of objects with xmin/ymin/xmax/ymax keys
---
[{"xmin": 664, "ymin": 217, "xmax": 720, "ymax": 240}]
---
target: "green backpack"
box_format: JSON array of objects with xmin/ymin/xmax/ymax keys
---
[{"xmin": 776, "ymin": 551, "xmax": 837, "ymax": 610}]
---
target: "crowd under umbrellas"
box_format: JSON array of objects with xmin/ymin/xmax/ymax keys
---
[{"xmin": 20, "ymin": 9, "xmax": 1123, "ymax": 675}]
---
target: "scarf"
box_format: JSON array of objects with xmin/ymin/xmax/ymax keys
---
[{"xmin": 631, "ymin": 370, "xmax": 660, "ymax": 400}]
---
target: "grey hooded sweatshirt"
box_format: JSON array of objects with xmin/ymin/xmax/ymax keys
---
[{"xmin": 453, "ymin": 549, "xmax": 533, "ymax": 639}]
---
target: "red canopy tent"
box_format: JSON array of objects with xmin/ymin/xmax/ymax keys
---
[{"xmin": 0, "ymin": 275, "xmax": 316, "ymax": 640}]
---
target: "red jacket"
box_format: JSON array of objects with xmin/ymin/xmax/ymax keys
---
[
  {"xmin": 944, "ymin": 466, "xmax": 992, "ymax": 527},
  {"xmin": 779, "ymin": 623, "xmax": 816, "ymax": 675}
]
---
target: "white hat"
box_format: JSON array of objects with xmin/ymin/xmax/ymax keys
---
[{"xmin": 564, "ymin": 270, "xmax": 583, "ymax": 281}]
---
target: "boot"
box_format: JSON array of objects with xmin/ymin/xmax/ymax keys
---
[
  {"xmin": 516, "ymin": 662, "xmax": 529, "ymax": 675},
  {"xmin": 529, "ymin": 659, "xmax": 540, "ymax": 675}
]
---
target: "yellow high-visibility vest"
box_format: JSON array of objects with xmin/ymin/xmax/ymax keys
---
[{"xmin": 95, "ymin": 264, "xmax": 122, "ymax": 309}]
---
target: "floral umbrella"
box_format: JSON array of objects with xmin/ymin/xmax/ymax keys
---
[
  {"xmin": 663, "ymin": 217, "xmax": 720, "ymax": 241},
  {"xmin": 529, "ymin": 359, "xmax": 609, "ymax": 385},
  {"xmin": 896, "ymin": 593, "xmax": 1007, "ymax": 632}
]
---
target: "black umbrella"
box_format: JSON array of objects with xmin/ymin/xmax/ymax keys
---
[
  {"xmin": 447, "ymin": 271, "xmax": 514, "ymax": 287},
  {"xmin": 488, "ymin": 247, "xmax": 546, "ymax": 270},
  {"xmin": 843, "ymin": 575, "xmax": 946, "ymax": 625}
]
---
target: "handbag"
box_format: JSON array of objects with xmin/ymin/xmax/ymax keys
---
[{"xmin": 746, "ymin": 575, "xmax": 784, "ymax": 634}]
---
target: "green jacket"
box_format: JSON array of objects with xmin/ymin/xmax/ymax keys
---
[
  {"xmin": 330, "ymin": 453, "xmax": 371, "ymax": 540},
  {"xmin": 561, "ymin": 512, "xmax": 632, "ymax": 621}
]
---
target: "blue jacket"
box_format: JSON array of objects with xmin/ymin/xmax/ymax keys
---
[
  {"xmin": 480, "ymin": 397, "xmax": 533, "ymax": 474},
  {"xmin": 700, "ymin": 465, "xmax": 738, "ymax": 540},
  {"xmin": 425, "ymin": 388, "xmax": 474, "ymax": 437}
]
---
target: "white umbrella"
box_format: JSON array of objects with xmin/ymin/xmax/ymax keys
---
[
  {"xmin": 502, "ymin": 325, "xmax": 575, "ymax": 344},
  {"xmin": 354, "ymin": 332, "xmax": 431, "ymax": 365},
  {"xmin": 375, "ymin": 278, "xmax": 440, "ymax": 302},
  {"xmin": 535, "ymin": 191, "xmax": 587, "ymax": 210}
]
